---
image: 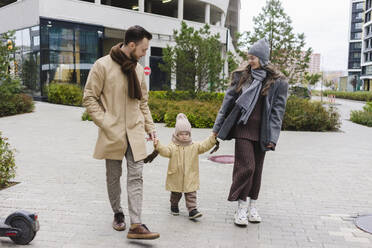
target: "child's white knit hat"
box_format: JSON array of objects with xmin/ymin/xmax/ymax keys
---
[{"xmin": 175, "ymin": 113, "xmax": 191, "ymax": 135}]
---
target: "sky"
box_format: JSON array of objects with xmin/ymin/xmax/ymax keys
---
[{"xmin": 240, "ymin": 0, "xmax": 350, "ymax": 72}]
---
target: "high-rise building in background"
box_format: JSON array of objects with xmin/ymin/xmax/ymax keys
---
[
  {"xmin": 361, "ymin": 0, "xmax": 372, "ymax": 91},
  {"xmin": 307, "ymin": 53, "xmax": 321, "ymax": 74},
  {"xmin": 348, "ymin": 0, "xmax": 364, "ymax": 90}
]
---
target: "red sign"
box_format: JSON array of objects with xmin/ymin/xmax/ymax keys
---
[{"xmin": 144, "ymin": 66, "xmax": 151, "ymax": 76}]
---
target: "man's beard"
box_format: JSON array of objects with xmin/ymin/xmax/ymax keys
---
[{"xmin": 130, "ymin": 50, "xmax": 139, "ymax": 61}]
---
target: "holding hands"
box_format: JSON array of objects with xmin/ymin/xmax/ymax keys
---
[{"xmin": 153, "ymin": 138, "xmax": 159, "ymax": 147}]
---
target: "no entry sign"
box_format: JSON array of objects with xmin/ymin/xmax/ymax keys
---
[{"xmin": 144, "ymin": 66, "xmax": 151, "ymax": 76}]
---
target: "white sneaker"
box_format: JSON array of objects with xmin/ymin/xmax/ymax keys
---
[
  {"xmin": 248, "ymin": 207, "xmax": 262, "ymax": 223},
  {"xmin": 234, "ymin": 206, "xmax": 248, "ymax": 226}
]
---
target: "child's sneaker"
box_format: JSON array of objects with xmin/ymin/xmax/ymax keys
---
[
  {"xmin": 248, "ymin": 207, "xmax": 262, "ymax": 223},
  {"xmin": 189, "ymin": 209, "xmax": 202, "ymax": 219},
  {"xmin": 170, "ymin": 205, "xmax": 179, "ymax": 216}
]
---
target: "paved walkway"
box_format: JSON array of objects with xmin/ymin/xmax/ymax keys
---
[{"xmin": 0, "ymin": 98, "xmax": 371, "ymax": 248}]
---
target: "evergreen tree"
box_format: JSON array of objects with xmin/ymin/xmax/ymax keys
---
[{"xmin": 160, "ymin": 22, "xmax": 225, "ymax": 92}]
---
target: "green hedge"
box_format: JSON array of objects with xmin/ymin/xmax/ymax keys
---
[
  {"xmin": 282, "ymin": 96, "xmax": 340, "ymax": 131},
  {"xmin": 324, "ymin": 90, "xmax": 372, "ymax": 102},
  {"xmin": 83, "ymin": 91, "xmax": 341, "ymax": 131},
  {"xmin": 46, "ymin": 83, "xmax": 83, "ymax": 106},
  {"xmin": 350, "ymin": 102, "xmax": 372, "ymax": 127},
  {"xmin": 149, "ymin": 90, "xmax": 224, "ymax": 102},
  {"xmin": 0, "ymin": 132, "xmax": 16, "ymax": 188},
  {"xmin": 0, "ymin": 79, "xmax": 34, "ymax": 117},
  {"xmin": 0, "ymin": 93, "xmax": 34, "ymax": 117}
]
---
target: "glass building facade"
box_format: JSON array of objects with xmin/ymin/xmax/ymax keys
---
[
  {"xmin": 11, "ymin": 18, "xmax": 103, "ymax": 99},
  {"xmin": 13, "ymin": 25, "xmax": 40, "ymax": 97}
]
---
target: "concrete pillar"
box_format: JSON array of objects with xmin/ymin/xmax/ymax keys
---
[
  {"xmin": 95, "ymin": 0, "xmax": 100, "ymax": 4},
  {"xmin": 205, "ymin": 3, "xmax": 210, "ymax": 24},
  {"xmin": 178, "ymin": 0, "xmax": 184, "ymax": 20},
  {"xmin": 139, "ymin": 0, "xmax": 144, "ymax": 12},
  {"xmin": 221, "ymin": 12, "xmax": 225, "ymax": 27}
]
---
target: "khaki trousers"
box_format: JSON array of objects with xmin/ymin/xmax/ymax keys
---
[{"xmin": 105, "ymin": 144, "xmax": 144, "ymax": 224}]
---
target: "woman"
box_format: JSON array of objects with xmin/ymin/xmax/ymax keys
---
[{"xmin": 212, "ymin": 38, "xmax": 288, "ymax": 226}]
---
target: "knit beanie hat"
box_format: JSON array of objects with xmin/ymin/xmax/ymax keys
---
[
  {"xmin": 248, "ymin": 38, "xmax": 270, "ymax": 67},
  {"xmin": 174, "ymin": 113, "xmax": 191, "ymax": 135}
]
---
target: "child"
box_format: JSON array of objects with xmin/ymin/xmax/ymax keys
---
[{"xmin": 153, "ymin": 113, "xmax": 217, "ymax": 219}]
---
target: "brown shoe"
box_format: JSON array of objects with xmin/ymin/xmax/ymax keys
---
[
  {"xmin": 112, "ymin": 212, "xmax": 126, "ymax": 231},
  {"xmin": 127, "ymin": 224, "xmax": 160, "ymax": 240}
]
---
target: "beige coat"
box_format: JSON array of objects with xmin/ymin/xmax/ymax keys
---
[
  {"xmin": 83, "ymin": 55, "xmax": 155, "ymax": 162},
  {"xmin": 156, "ymin": 134, "xmax": 216, "ymax": 193}
]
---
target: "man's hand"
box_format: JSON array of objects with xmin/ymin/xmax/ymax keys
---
[{"xmin": 147, "ymin": 131, "xmax": 157, "ymax": 141}]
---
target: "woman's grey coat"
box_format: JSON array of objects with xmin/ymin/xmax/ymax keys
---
[{"xmin": 213, "ymin": 71, "xmax": 288, "ymax": 152}]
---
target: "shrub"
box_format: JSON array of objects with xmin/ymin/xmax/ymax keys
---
[
  {"xmin": 350, "ymin": 111, "xmax": 372, "ymax": 127},
  {"xmin": 81, "ymin": 111, "xmax": 92, "ymax": 121},
  {"xmin": 162, "ymin": 100, "xmax": 220, "ymax": 128},
  {"xmin": 289, "ymin": 85, "xmax": 311, "ymax": 99},
  {"xmin": 350, "ymin": 102, "xmax": 372, "ymax": 127},
  {"xmin": 149, "ymin": 90, "xmax": 224, "ymax": 102},
  {"xmin": 324, "ymin": 91, "xmax": 372, "ymax": 102},
  {"xmin": 46, "ymin": 83, "xmax": 83, "ymax": 106},
  {"xmin": 363, "ymin": 101, "xmax": 372, "ymax": 112},
  {"xmin": 0, "ymin": 132, "xmax": 16, "ymax": 188},
  {"xmin": 282, "ymin": 96, "xmax": 341, "ymax": 131},
  {"xmin": 0, "ymin": 79, "xmax": 34, "ymax": 117}
]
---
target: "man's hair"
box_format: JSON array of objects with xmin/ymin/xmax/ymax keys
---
[{"xmin": 124, "ymin": 25, "xmax": 152, "ymax": 45}]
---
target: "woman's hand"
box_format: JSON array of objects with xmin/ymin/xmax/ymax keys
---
[
  {"xmin": 153, "ymin": 138, "xmax": 159, "ymax": 147},
  {"xmin": 212, "ymin": 132, "xmax": 218, "ymax": 137},
  {"xmin": 266, "ymin": 142, "xmax": 275, "ymax": 149}
]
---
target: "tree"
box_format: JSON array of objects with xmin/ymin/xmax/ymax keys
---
[
  {"xmin": 160, "ymin": 22, "xmax": 226, "ymax": 92},
  {"xmin": 304, "ymin": 72, "xmax": 322, "ymax": 87},
  {"xmin": 234, "ymin": 0, "xmax": 312, "ymax": 84},
  {"xmin": 21, "ymin": 54, "xmax": 39, "ymax": 91},
  {"xmin": 0, "ymin": 31, "xmax": 17, "ymax": 83},
  {"xmin": 0, "ymin": 31, "xmax": 22, "ymax": 97}
]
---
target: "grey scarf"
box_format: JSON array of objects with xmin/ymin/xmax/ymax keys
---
[{"xmin": 235, "ymin": 69, "xmax": 267, "ymax": 125}]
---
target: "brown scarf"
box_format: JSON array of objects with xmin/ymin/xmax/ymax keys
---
[{"xmin": 110, "ymin": 42, "xmax": 142, "ymax": 100}]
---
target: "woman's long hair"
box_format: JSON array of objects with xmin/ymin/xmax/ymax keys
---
[{"xmin": 232, "ymin": 63, "xmax": 285, "ymax": 96}]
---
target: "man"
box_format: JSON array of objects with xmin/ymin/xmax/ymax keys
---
[{"xmin": 83, "ymin": 25, "xmax": 159, "ymax": 240}]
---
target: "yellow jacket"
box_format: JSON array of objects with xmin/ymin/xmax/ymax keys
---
[{"xmin": 156, "ymin": 134, "xmax": 216, "ymax": 193}]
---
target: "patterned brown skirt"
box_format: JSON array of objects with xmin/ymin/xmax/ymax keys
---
[{"xmin": 228, "ymin": 138, "xmax": 266, "ymax": 201}]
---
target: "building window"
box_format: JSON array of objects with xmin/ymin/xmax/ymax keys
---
[
  {"xmin": 353, "ymin": 62, "xmax": 361, "ymax": 69},
  {"xmin": 356, "ymin": 2, "xmax": 364, "ymax": 10},
  {"xmin": 0, "ymin": 0, "xmax": 16, "ymax": 8},
  {"xmin": 101, "ymin": 0, "xmax": 139, "ymax": 11},
  {"xmin": 367, "ymin": 0, "xmax": 372, "ymax": 10},
  {"xmin": 40, "ymin": 18, "xmax": 103, "ymax": 97},
  {"xmin": 355, "ymin": 22, "xmax": 363, "ymax": 29},
  {"xmin": 366, "ymin": 11, "xmax": 371, "ymax": 23},
  {"xmin": 354, "ymin": 32, "xmax": 362, "ymax": 40},
  {"xmin": 145, "ymin": 0, "xmax": 178, "ymax": 18},
  {"xmin": 354, "ymin": 52, "xmax": 361, "ymax": 59},
  {"xmin": 13, "ymin": 26, "xmax": 41, "ymax": 97},
  {"xmin": 366, "ymin": 65, "xmax": 372, "ymax": 75}
]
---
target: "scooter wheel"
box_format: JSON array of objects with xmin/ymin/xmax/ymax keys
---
[{"xmin": 9, "ymin": 217, "xmax": 36, "ymax": 245}]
